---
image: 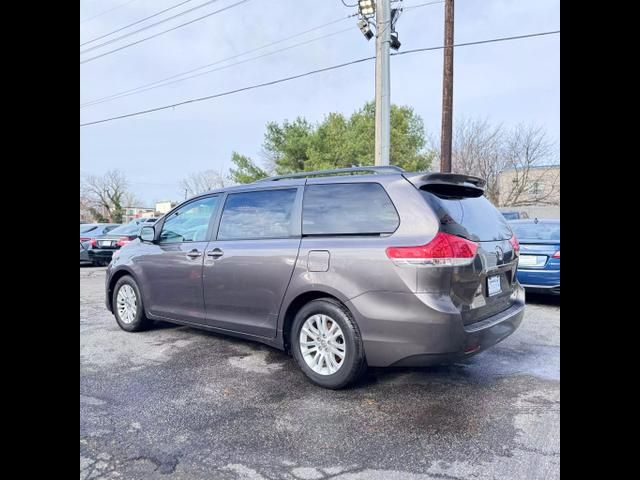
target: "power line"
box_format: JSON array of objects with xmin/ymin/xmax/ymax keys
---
[
  {"xmin": 81, "ymin": 0, "xmax": 222, "ymax": 54},
  {"xmin": 80, "ymin": 0, "xmax": 252, "ymax": 65},
  {"xmin": 80, "ymin": 0, "xmax": 140, "ymax": 25},
  {"xmin": 80, "ymin": 30, "xmax": 559, "ymax": 127},
  {"xmin": 80, "ymin": 0, "xmax": 440, "ymax": 107},
  {"xmin": 81, "ymin": 0, "xmax": 195, "ymax": 47},
  {"xmin": 81, "ymin": 26, "xmax": 354, "ymax": 109},
  {"xmin": 80, "ymin": 14, "xmax": 355, "ymax": 108}
]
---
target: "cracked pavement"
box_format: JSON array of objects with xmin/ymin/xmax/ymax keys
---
[{"xmin": 80, "ymin": 266, "xmax": 559, "ymax": 479}]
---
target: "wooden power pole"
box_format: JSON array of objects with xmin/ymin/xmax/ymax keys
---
[{"xmin": 440, "ymin": 0, "xmax": 454, "ymax": 173}]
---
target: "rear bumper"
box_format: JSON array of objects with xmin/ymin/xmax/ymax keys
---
[
  {"xmin": 517, "ymin": 268, "xmax": 560, "ymax": 294},
  {"xmin": 347, "ymin": 285, "xmax": 525, "ymax": 367},
  {"xmin": 88, "ymin": 250, "xmax": 115, "ymax": 261}
]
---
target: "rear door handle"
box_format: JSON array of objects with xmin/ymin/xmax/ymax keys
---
[
  {"xmin": 206, "ymin": 248, "xmax": 224, "ymax": 259},
  {"xmin": 186, "ymin": 249, "xmax": 202, "ymax": 259}
]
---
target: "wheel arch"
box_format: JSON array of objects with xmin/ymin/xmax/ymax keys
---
[
  {"xmin": 280, "ymin": 289, "xmax": 352, "ymax": 354},
  {"xmin": 106, "ymin": 266, "xmax": 140, "ymax": 312}
]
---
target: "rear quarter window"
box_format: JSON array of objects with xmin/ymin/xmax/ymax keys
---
[
  {"xmin": 303, "ymin": 183, "xmax": 399, "ymax": 235},
  {"xmin": 421, "ymin": 191, "xmax": 512, "ymax": 241}
]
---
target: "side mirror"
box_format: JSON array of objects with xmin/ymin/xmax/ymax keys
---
[{"xmin": 139, "ymin": 226, "xmax": 156, "ymax": 242}]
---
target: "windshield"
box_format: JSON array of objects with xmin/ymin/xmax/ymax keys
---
[
  {"xmin": 107, "ymin": 224, "xmax": 142, "ymax": 236},
  {"xmin": 510, "ymin": 222, "xmax": 560, "ymax": 242}
]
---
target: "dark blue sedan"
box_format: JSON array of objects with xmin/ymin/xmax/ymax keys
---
[{"xmin": 510, "ymin": 219, "xmax": 560, "ymax": 295}]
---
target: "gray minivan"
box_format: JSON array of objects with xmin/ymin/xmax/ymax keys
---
[{"xmin": 105, "ymin": 166, "xmax": 524, "ymax": 389}]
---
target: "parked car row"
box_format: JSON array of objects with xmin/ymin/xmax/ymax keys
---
[{"xmin": 80, "ymin": 218, "xmax": 158, "ymax": 266}]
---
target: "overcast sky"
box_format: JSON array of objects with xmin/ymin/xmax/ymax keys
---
[{"xmin": 80, "ymin": 0, "xmax": 560, "ymax": 206}]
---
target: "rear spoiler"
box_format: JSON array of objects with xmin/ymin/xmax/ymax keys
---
[{"xmin": 402, "ymin": 172, "xmax": 486, "ymax": 197}]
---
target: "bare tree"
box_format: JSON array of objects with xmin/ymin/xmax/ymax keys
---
[
  {"xmin": 499, "ymin": 124, "xmax": 558, "ymax": 207},
  {"xmin": 450, "ymin": 119, "xmax": 558, "ymax": 206},
  {"xmin": 180, "ymin": 169, "xmax": 228, "ymax": 197},
  {"xmin": 82, "ymin": 170, "xmax": 131, "ymax": 223},
  {"xmin": 452, "ymin": 118, "xmax": 506, "ymax": 203}
]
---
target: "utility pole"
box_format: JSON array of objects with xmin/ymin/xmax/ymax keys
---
[
  {"xmin": 440, "ymin": 0, "xmax": 454, "ymax": 173},
  {"xmin": 374, "ymin": 0, "xmax": 391, "ymax": 166}
]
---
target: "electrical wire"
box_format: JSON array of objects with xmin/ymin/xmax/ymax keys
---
[
  {"xmin": 81, "ymin": 27, "xmax": 353, "ymax": 109},
  {"xmin": 80, "ymin": 0, "xmax": 252, "ymax": 65},
  {"xmin": 80, "ymin": 14, "xmax": 357, "ymax": 108},
  {"xmin": 80, "ymin": 0, "xmax": 194, "ymax": 47},
  {"xmin": 80, "ymin": 30, "xmax": 559, "ymax": 127},
  {"xmin": 80, "ymin": 0, "xmax": 140, "ymax": 25},
  {"xmin": 81, "ymin": 0, "xmax": 223, "ymax": 54}
]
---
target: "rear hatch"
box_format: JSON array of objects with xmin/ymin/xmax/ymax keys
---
[{"xmin": 405, "ymin": 173, "xmax": 519, "ymax": 325}]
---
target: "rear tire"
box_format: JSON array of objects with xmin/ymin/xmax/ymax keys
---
[
  {"xmin": 291, "ymin": 298, "xmax": 367, "ymax": 389},
  {"xmin": 112, "ymin": 276, "xmax": 150, "ymax": 332}
]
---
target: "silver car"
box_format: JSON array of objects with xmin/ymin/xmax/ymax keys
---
[{"xmin": 105, "ymin": 166, "xmax": 524, "ymax": 389}]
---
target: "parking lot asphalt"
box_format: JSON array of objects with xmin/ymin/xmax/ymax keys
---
[{"xmin": 80, "ymin": 266, "xmax": 559, "ymax": 480}]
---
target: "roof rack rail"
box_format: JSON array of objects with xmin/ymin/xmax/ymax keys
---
[{"xmin": 256, "ymin": 165, "xmax": 405, "ymax": 182}]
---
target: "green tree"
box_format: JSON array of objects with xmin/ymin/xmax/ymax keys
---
[
  {"xmin": 228, "ymin": 151, "xmax": 268, "ymax": 184},
  {"xmin": 229, "ymin": 102, "xmax": 435, "ymax": 183},
  {"xmin": 263, "ymin": 117, "xmax": 314, "ymax": 174}
]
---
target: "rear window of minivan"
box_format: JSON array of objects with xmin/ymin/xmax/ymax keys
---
[
  {"xmin": 420, "ymin": 190, "xmax": 512, "ymax": 242},
  {"xmin": 303, "ymin": 183, "xmax": 399, "ymax": 235}
]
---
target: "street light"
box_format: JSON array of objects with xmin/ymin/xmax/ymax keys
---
[
  {"xmin": 390, "ymin": 32, "xmax": 401, "ymax": 50},
  {"xmin": 358, "ymin": 0, "xmax": 375, "ymax": 18},
  {"xmin": 358, "ymin": 19, "xmax": 374, "ymax": 40}
]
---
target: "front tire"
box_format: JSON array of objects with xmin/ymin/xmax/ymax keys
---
[
  {"xmin": 291, "ymin": 298, "xmax": 367, "ymax": 389},
  {"xmin": 113, "ymin": 276, "xmax": 150, "ymax": 332}
]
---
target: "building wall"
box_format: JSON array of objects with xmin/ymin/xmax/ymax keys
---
[
  {"xmin": 155, "ymin": 201, "xmax": 176, "ymax": 214},
  {"xmin": 122, "ymin": 207, "xmax": 155, "ymax": 224},
  {"xmin": 498, "ymin": 166, "xmax": 560, "ymax": 206}
]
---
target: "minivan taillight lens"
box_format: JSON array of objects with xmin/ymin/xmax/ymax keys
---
[
  {"xmin": 552, "ymin": 250, "xmax": 560, "ymax": 258},
  {"xmin": 386, "ymin": 232, "xmax": 478, "ymax": 267},
  {"xmin": 509, "ymin": 234, "xmax": 520, "ymax": 254}
]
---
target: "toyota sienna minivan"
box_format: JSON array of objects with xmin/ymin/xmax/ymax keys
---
[{"xmin": 105, "ymin": 166, "xmax": 524, "ymax": 389}]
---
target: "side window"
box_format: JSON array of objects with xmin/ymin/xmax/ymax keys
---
[
  {"xmin": 159, "ymin": 196, "xmax": 219, "ymax": 244},
  {"xmin": 217, "ymin": 189, "xmax": 297, "ymax": 240},
  {"xmin": 303, "ymin": 183, "xmax": 399, "ymax": 235}
]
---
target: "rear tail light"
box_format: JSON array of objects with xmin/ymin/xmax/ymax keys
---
[
  {"xmin": 386, "ymin": 231, "xmax": 478, "ymax": 267},
  {"xmin": 552, "ymin": 250, "xmax": 560, "ymax": 258},
  {"xmin": 89, "ymin": 238, "xmax": 97, "ymax": 248},
  {"xmin": 80, "ymin": 237, "xmax": 91, "ymax": 242},
  {"xmin": 509, "ymin": 234, "xmax": 520, "ymax": 254},
  {"xmin": 116, "ymin": 236, "xmax": 133, "ymax": 247}
]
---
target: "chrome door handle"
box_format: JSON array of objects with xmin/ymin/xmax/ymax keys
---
[
  {"xmin": 186, "ymin": 250, "xmax": 202, "ymax": 259},
  {"xmin": 206, "ymin": 248, "xmax": 224, "ymax": 259}
]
